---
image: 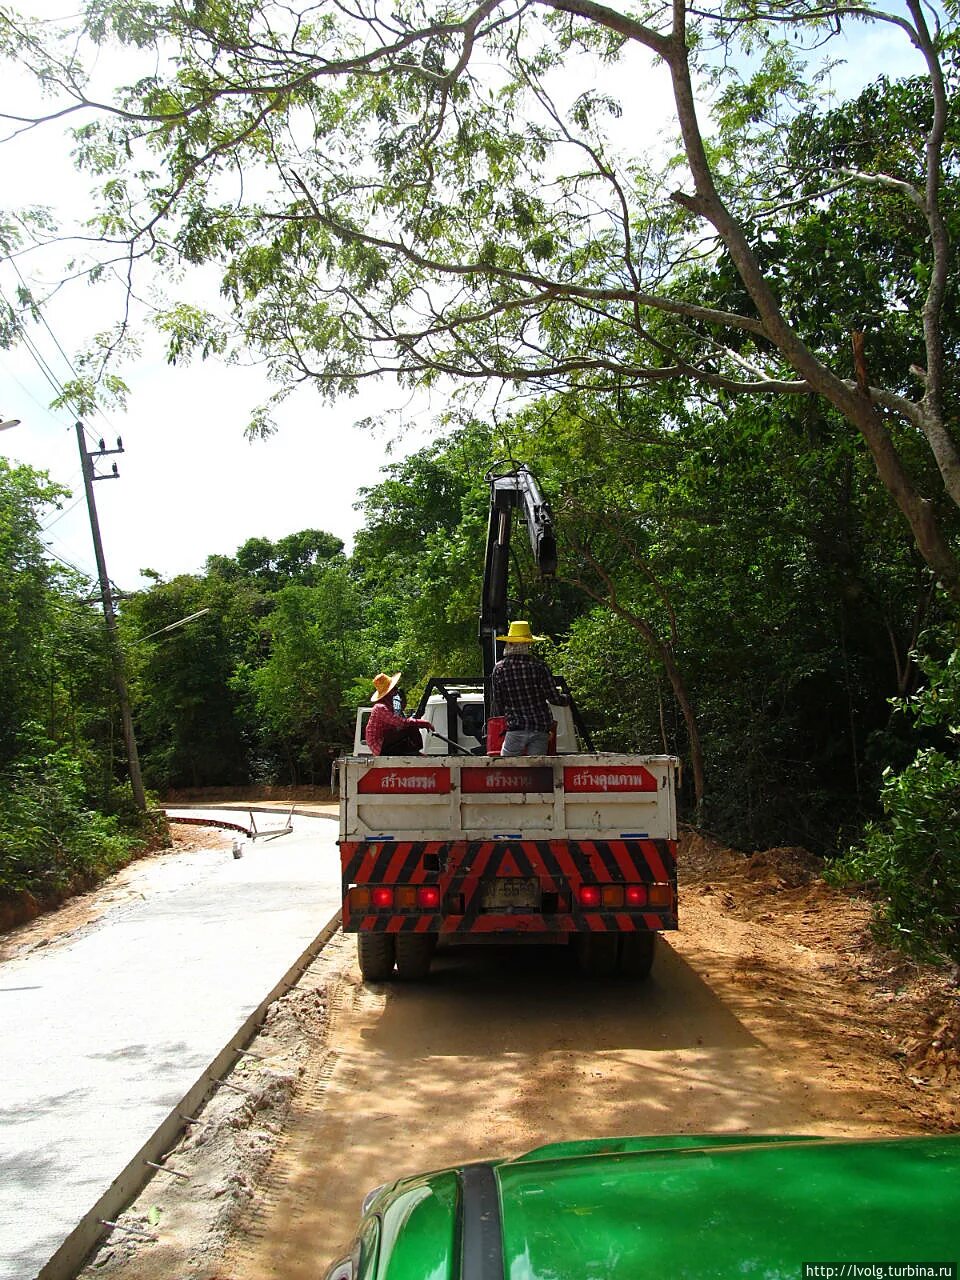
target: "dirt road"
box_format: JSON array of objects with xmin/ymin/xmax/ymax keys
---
[{"xmin": 75, "ymin": 831, "xmax": 958, "ymax": 1280}]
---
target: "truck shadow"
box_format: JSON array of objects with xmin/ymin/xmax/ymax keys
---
[{"xmin": 360, "ymin": 937, "xmax": 758, "ymax": 1055}]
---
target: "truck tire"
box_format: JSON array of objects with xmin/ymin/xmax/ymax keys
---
[
  {"xmin": 395, "ymin": 933, "xmax": 436, "ymax": 981},
  {"xmin": 357, "ymin": 932, "xmax": 396, "ymax": 982},
  {"xmin": 618, "ymin": 932, "xmax": 656, "ymax": 980},
  {"xmin": 575, "ymin": 933, "xmax": 619, "ymax": 979}
]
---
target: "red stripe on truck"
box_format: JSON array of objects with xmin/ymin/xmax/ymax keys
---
[
  {"xmin": 609, "ymin": 840, "xmax": 639, "ymax": 881},
  {"xmin": 461, "ymin": 765, "xmax": 554, "ymax": 793},
  {"xmin": 643, "ymin": 839, "xmax": 673, "ymax": 883},
  {"xmin": 356, "ymin": 766, "xmax": 451, "ymax": 794},
  {"xmin": 563, "ymin": 764, "xmax": 658, "ymax": 792},
  {"xmin": 383, "ymin": 841, "xmax": 413, "ymax": 885}
]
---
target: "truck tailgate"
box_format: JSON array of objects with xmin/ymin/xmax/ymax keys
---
[{"xmin": 340, "ymin": 754, "xmax": 678, "ymax": 842}]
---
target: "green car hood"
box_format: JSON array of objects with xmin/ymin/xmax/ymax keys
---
[
  {"xmin": 498, "ymin": 1134, "xmax": 960, "ymax": 1280},
  {"xmin": 367, "ymin": 1134, "xmax": 960, "ymax": 1280}
]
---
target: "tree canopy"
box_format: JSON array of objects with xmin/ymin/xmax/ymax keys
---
[{"xmin": 2, "ymin": 0, "xmax": 960, "ymax": 593}]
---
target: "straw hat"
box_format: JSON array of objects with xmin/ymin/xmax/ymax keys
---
[
  {"xmin": 496, "ymin": 620, "xmax": 546, "ymax": 644},
  {"xmin": 370, "ymin": 671, "xmax": 402, "ymax": 702}
]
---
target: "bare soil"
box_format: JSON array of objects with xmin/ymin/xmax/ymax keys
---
[{"xmin": 47, "ymin": 828, "xmax": 959, "ymax": 1278}]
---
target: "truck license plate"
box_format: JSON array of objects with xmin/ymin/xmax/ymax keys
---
[{"xmin": 481, "ymin": 877, "xmax": 540, "ymax": 910}]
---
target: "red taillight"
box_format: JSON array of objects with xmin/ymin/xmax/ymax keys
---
[
  {"xmin": 417, "ymin": 886, "xmax": 441, "ymax": 909},
  {"xmin": 625, "ymin": 884, "xmax": 648, "ymax": 907},
  {"xmin": 371, "ymin": 887, "xmax": 394, "ymax": 909},
  {"xmin": 578, "ymin": 884, "xmax": 602, "ymax": 908}
]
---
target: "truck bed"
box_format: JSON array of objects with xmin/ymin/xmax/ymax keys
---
[{"xmin": 339, "ymin": 753, "xmax": 678, "ymax": 843}]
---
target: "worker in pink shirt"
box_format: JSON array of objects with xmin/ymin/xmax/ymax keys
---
[{"xmin": 365, "ymin": 672, "xmax": 435, "ymax": 756}]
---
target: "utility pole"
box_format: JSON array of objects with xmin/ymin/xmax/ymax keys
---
[{"xmin": 75, "ymin": 422, "xmax": 147, "ymax": 812}]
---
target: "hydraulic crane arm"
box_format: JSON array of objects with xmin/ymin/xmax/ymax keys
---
[{"xmin": 479, "ymin": 463, "xmax": 557, "ymax": 715}]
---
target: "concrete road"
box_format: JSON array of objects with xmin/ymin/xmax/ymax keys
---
[{"xmin": 0, "ymin": 811, "xmax": 341, "ymax": 1280}]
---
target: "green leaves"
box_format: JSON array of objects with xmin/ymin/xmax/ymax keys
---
[
  {"xmin": 0, "ymin": 461, "xmax": 148, "ymax": 899},
  {"xmin": 6, "ymin": 0, "xmax": 956, "ymax": 614},
  {"xmin": 156, "ymin": 303, "xmax": 228, "ymax": 362},
  {"xmin": 829, "ymin": 628, "xmax": 960, "ymax": 963},
  {"xmin": 0, "ymin": 749, "xmax": 140, "ymax": 898},
  {"xmin": 0, "ymin": 461, "xmax": 68, "ymax": 766},
  {"xmin": 249, "ymin": 570, "xmax": 368, "ymax": 766}
]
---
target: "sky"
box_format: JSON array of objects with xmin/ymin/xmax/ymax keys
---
[
  {"xmin": 0, "ymin": 3, "xmax": 929, "ymax": 595},
  {"xmin": 0, "ymin": 326, "xmax": 441, "ymax": 589}
]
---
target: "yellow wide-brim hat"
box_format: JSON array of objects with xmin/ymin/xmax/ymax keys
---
[
  {"xmin": 370, "ymin": 671, "xmax": 402, "ymax": 702},
  {"xmin": 497, "ymin": 620, "xmax": 546, "ymax": 644}
]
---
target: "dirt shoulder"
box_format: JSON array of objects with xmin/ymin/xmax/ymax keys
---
[
  {"xmin": 75, "ymin": 829, "xmax": 958, "ymax": 1280},
  {"xmin": 674, "ymin": 832, "xmax": 959, "ymax": 1126}
]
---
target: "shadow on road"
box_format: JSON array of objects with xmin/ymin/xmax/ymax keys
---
[{"xmin": 361, "ymin": 937, "xmax": 758, "ymax": 1056}]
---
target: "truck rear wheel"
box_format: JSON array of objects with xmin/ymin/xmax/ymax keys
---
[
  {"xmin": 618, "ymin": 932, "xmax": 656, "ymax": 980},
  {"xmin": 357, "ymin": 932, "xmax": 396, "ymax": 982},
  {"xmin": 395, "ymin": 933, "xmax": 437, "ymax": 980},
  {"xmin": 575, "ymin": 933, "xmax": 619, "ymax": 979}
]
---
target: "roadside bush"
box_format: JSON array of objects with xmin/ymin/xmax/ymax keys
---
[
  {"xmin": 0, "ymin": 747, "xmax": 145, "ymax": 900},
  {"xmin": 828, "ymin": 636, "xmax": 960, "ymax": 964}
]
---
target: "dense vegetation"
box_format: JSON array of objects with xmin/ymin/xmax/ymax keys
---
[
  {"xmin": 0, "ymin": 461, "xmax": 159, "ymax": 904},
  {"xmin": 2, "ymin": 0, "xmax": 959, "ymax": 961},
  {"xmin": 7, "ymin": 392, "xmax": 956, "ymax": 954}
]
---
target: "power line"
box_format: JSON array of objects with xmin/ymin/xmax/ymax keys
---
[
  {"xmin": 42, "ymin": 543, "xmax": 94, "ymax": 580},
  {"xmin": 0, "ymin": 282, "xmax": 100, "ymax": 451},
  {"xmin": 41, "ymin": 492, "xmax": 87, "ymax": 532},
  {"xmin": 0, "ymin": 350, "xmax": 69, "ymax": 422},
  {"xmin": 7, "ymin": 259, "xmax": 130, "ymax": 448},
  {"xmin": 0, "ymin": 285, "xmax": 65, "ymax": 391},
  {"xmin": 9, "ymin": 259, "xmax": 83, "ymax": 388}
]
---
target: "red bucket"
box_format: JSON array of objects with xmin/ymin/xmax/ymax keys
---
[
  {"xmin": 486, "ymin": 716, "xmax": 507, "ymax": 753},
  {"xmin": 485, "ymin": 718, "xmax": 557, "ymax": 753}
]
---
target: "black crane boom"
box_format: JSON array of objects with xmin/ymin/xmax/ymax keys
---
[{"xmin": 479, "ymin": 463, "xmax": 557, "ymax": 717}]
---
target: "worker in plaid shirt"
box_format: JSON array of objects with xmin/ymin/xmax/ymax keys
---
[{"xmin": 491, "ymin": 620, "xmax": 569, "ymax": 755}]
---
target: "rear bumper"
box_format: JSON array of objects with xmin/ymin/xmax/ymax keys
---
[
  {"xmin": 340, "ymin": 837, "xmax": 678, "ymax": 936},
  {"xmin": 343, "ymin": 912, "xmax": 677, "ymax": 935}
]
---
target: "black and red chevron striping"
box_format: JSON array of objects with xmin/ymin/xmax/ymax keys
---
[{"xmin": 339, "ymin": 838, "xmax": 678, "ymax": 936}]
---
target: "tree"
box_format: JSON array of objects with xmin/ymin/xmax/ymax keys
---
[
  {"xmin": 352, "ymin": 427, "xmax": 493, "ymax": 678},
  {"xmin": 209, "ymin": 530, "xmax": 345, "ymax": 591},
  {"xmin": 3, "ymin": 2, "xmax": 960, "ymax": 592},
  {"xmin": 122, "ymin": 573, "xmax": 256, "ymax": 789},
  {"xmin": 249, "ymin": 568, "xmax": 369, "ymax": 780},
  {"xmin": 353, "ymin": 420, "xmax": 586, "ymax": 685},
  {"xmin": 0, "ymin": 461, "xmax": 149, "ymax": 898},
  {"xmin": 120, "ymin": 528, "xmax": 360, "ymax": 788},
  {"xmin": 0, "ymin": 461, "xmax": 68, "ymax": 764},
  {"xmin": 829, "ymin": 630, "xmax": 960, "ymax": 963},
  {"xmin": 485, "ymin": 377, "xmax": 947, "ymax": 847}
]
